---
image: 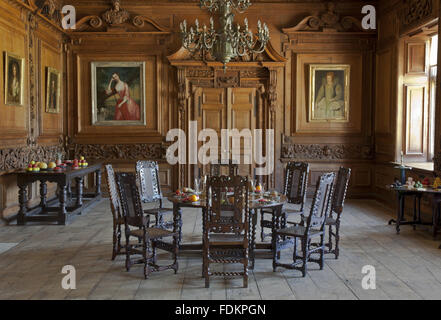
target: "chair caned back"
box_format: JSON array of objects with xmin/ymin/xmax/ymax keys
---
[
  {"xmin": 305, "ymin": 172, "xmax": 335, "ymax": 232},
  {"xmin": 115, "ymin": 172, "xmax": 145, "ymax": 228},
  {"xmin": 105, "ymin": 164, "xmax": 122, "ymax": 222},
  {"xmin": 205, "ymin": 175, "xmax": 249, "ymax": 235},
  {"xmin": 136, "ymin": 160, "xmax": 162, "ymax": 204},
  {"xmin": 331, "ymin": 167, "xmax": 351, "ymax": 219},
  {"xmin": 284, "ymin": 162, "xmax": 309, "ymax": 209}
]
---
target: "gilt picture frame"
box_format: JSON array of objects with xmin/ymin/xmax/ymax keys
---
[
  {"xmin": 4, "ymin": 52, "xmax": 24, "ymax": 106},
  {"xmin": 309, "ymin": 64, "xmax": 350, "ymax": 122},
  {"xmin": 91, "ymin": 61, "xmax": 146, "ymax": 126},
  {"xmin": 45, "ymin": 67, "xmax": 61, "ymax": 114}
]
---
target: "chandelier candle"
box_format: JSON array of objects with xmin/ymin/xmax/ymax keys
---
[{"xmin": 180, "ymin": 0, "xmax": 270, "ymax": 71}]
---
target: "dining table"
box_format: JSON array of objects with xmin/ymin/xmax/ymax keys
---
[{"xmin": 167, "ymin": 192, "xmax": 287, "ymax": 269}]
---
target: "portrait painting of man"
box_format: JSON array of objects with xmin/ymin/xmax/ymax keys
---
[
  {"xmin": 309, "ymin": 65, "xmax": 350, "ymax": 122},
  {"xmin": 4, "ymin": 52, "xmax": 24, "ymax": 106}
]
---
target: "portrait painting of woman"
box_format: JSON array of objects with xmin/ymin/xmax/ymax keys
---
[
  {"xmin": 309, "ymin": 64, "xmax": 350, "ymax": 122},
  {"xmin": 91, "ymin": 61, "xmax": 145, "ymax": 126},
  {"xmin": 4, "ymin": 52, "xmax": 24, "ymax": 106},
  {"xmin": 46, "ymin": 67, "xmax": 60, "ymax": 113}
]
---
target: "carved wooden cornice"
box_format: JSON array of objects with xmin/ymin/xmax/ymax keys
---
[
  {"xmin": 71, "ymin": 143, "xmax": 166, "ymax": 161},
  {"xmin": 69, "ymin": 0, "xmax": 171, "ymax": 34},
  {"xmin": 283, "ymin": 1, "xmax": 368, "ymax": 34}
]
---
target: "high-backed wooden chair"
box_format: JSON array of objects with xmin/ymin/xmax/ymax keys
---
[
  {"xmin": 203, "ymin": 175, "xmax": 249, "ymax": 288},
  {"xmin": 326, "ymin": 167, "xmax": 351, "ymax": 259},
  {"xmin": 261, "ymin": 162, "xmax": 309, "ymax": 241},
  {"xmin": 116, "ymin": 172, "xmax": 178, "ymax": 279},
  {"xmin": 273, "ymin": 172, "xmax": 335, "ymax": 277},
  {"xmin": 210, "ymin": 160, "xmax": 239, "ymax": 176},
  {"xmin": 136, "ymin": 161, "xmax": 174, "ymax": 231},
  {"xmin": 105, "ymin": 164, "xmax": 124, "ymax": 260}
]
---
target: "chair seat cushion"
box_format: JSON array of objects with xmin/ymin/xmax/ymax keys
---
[
  {"xmin": 144, "ymin": 207, "xmax": 173, "ymax": 215},
  {"xmin": 209, "ymin": 234, "xmax": 245, "ymax": 245},
  {"xmin": 128, "ymin": 227, "xmax": 176, "ymax": 239},
  {"xmin": 276, "ymin": 225, "xmax": 321, "ymax": 237}
]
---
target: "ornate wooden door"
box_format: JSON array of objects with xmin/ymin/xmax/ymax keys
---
[{"xmin": 194, "ymin": 87, "xmax": 256, "ymax": 178}]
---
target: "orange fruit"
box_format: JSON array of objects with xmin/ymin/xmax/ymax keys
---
[
  {"xmin": 255, "ymin": 184, "xmax": 262, "ymax": 192},
  {"xmin": 189, "ymin": 194, "xmax": 199, "ymax": 202}
]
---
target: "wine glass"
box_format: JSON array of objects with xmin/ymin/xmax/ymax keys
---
[{"xmin": 194, "ymin": 178, "xmax": 200, "ymax": 194}]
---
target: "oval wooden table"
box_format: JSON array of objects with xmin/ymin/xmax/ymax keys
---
[{"xmin": 167, "ymin": 193, "xmax": 287, "ymax": 269}]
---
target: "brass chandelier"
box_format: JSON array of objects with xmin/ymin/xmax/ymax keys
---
[{"xmin": 180, "ymin": 0, "xmax": 270, "ymax": 70}]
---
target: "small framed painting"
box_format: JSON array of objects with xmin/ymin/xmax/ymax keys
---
[
  {"xmin": 309, "ymin": 64, "xmax": 350, "ymax": 122},
  {"xmin": 4, "ymin": 52, "xmax": 24, "ymax": 106},
  {"xmin": 46, "ymin": 67, "xmax": 61, "ymax": 113},
  {"xmin": 91, "ymin": 61, "xmax": 146, "ymax": 126}
]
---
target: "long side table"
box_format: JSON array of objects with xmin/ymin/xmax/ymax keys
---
[{"xmin": 15, "ymin": 162, "xmax": 103, "ymax": 225}]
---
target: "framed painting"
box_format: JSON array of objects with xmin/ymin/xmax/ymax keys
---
[
  {"xmin": 46, "ymin": 67, "xmax": 61, "ymax": 113},
  {"xmin": 91, "ymin": 61, "xmax": 146, "ymax": 126},
  {"xmin": 4, "ymin": 52, "xmax": 24, "ymax": 106},
  {"xmin": 309, "ymin": 64, "xmax": 350, "ymax": 122}
]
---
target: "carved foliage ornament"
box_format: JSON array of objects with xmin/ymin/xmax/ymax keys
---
[
  {"xmin": 72, "ymin": 144, "xmax": 165, "ymax": 161},
  {"xmin": 400, "ymin": 0, "xmax": 433, "ymax": 29},
  {"xmin": 283, "ymin": 2, "xmax": 363, "ymax": 33},
  {"xmin": 0, "ymin": 145, "xmax": 65, "ymax": 171},
  {"xmin": 282, "ymin": 143, "xmax": 373, "ymax": 161}
]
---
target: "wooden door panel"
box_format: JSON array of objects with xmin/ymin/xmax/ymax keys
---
[
  {"xmin": 405, "ymin": 85, "xmax": 426, "ymax": 156},
  {"xmin": 230, "ymin": 88, "xmax": 256, "ymax": 177}
]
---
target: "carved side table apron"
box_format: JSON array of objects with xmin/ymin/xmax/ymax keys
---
[{"xmin": 16, "ymin": 162, "xmax": 103, "ymax": 225}]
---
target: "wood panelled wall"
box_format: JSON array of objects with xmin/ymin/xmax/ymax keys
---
[
  {"xmin": 5, "ymin": 0, "xmax": 438, "ymax": 221},
  {"xmin": 0, "ymin": 0, "xmax": 65, "ymax": 220},
  {"xmin": 64, "ymin": 0, "xmax": 374, "ymax": 197},
  {"xmin": 374, "ymin": 0, "xmax": 439, "ymax": 217}
]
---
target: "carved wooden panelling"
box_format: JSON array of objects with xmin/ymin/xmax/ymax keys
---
[
  {"xmin": 72, "ymin": 143, "xmax": 165, "ymax": 161},
  {"xmin": 0, "ymin": 144, "xmax": 64, "ymax": 171},
  {"xmin": 281, "ymin": 143, "xmax": 373, "ymax": 161}
]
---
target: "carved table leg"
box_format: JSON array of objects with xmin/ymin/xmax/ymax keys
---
[
  {"xmin": 17, "ymin": 183, "xmax": 28, "ymax": 225},
  {"xmin": 173, "ymin": 203, "xmax": 182, "ymax": 247},
  {"xmin": 75, "ymin": 177, "xmax": 84, "ymax": 208},
  {"xmin": 58, "ymin": 184, "xmax": 68, "ymax": 225},
  {"xmin": 432, "ymin": 198, "xmax": 439, "ymax": 239},
  {"xmin": 39, "ymin": 181, "xmax": 47, "ymax": 212},
  {"xmin": 250, "ymin": 208, "xmax": 257, "ymax": 270}
]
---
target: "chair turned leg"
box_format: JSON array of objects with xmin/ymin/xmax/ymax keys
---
[
  {"xmin": 301, "ymin": 238, "xmax": 307, "ymax": 277},
  {"xmin": 125, "ymin": 235, "xmax": 131, "ymax": 272},
  {"xmin": 293, "ymin": 237, "xmax": 297, "ymax": 263},
  {"xmin": 173, "ymin": 234, "xmax": 179, "ymax": 274},
  {"xmin": 334, "ymin": 221, "xmax": 341, "ymax": 259},
  {"xmin": 152, "ymin": 240, "xmax": 157, "ymax": 265},
  {"xmin": 328, "ymin": 224, "xmax": 333, "ymax": 253},
  {"xmin": 143, "ymin": 236, "xmax": 150, "ymax": 280},
  {"xmin": 243, "ymin": 252, "xmax": 249, "ymax": 288},
  {"xmin": 319, "ymin": 234, "xmax": 325, "ymax": 270},
  {"xmin": 260, "ymin": 210, "xmax": 266, "ymax": 242},
  {"xmin": 112, "ymin": 224, "xmax": 118, "ymax": 261},
  {"xmin": 272, "ymin": 232, "xmax": 279, "ymax": 272}
]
